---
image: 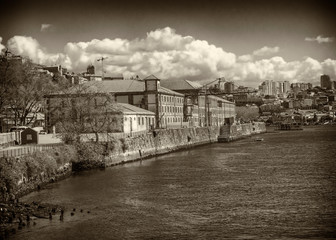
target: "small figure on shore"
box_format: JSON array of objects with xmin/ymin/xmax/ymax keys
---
[{"xmin": 18, "ymin": 216, "xmax": 23, "ymax": 230}]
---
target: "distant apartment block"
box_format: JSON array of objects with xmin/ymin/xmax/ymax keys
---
[
  {"xmin": 259, "ymin": 80, "xmax": 277, "ymax": 96},
  {"xmin": 291, "ymin": 82, "xmax": 312, "ymax": 91},
  {"xmin": 321, "ymin": 74, "xmax": 333, "ymax": 89}
]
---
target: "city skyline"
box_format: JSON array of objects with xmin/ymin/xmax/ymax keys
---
[{"xmin": 0, "ymin": 0, "xmax": 335, "ymax": 87}]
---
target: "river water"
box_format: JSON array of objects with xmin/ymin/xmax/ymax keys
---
[{"xmin": 12, "ymin": 126, "xmax": 336, "ymax": 239}]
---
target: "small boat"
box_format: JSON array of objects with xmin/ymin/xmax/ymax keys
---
[{"xmin": 255, "ymin": 138, "xmax": 264, "ymax": 141}]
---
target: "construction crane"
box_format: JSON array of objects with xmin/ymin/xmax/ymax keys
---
[
  {"xmin": 97, "ymin": 57, "xmax": 108, "ymax": 80},
  {"xmin": 199, "ymin": 77, "xmax": 257, "ymax": 96}
]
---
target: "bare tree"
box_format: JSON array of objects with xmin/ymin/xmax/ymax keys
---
[
  {"xmin": 0, "ymin": 54, "xmax": 60, "ymax": 126},
  {"xmin": 50, "ymin": 83, "xmax": 120, "ymax": 143}
]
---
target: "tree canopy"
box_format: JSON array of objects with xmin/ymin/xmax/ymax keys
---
[
  {"xmin": 50, "ymin": 83, "xmax": 117, "ymax": 143},
  {"xmin": 0, "ymin": 54, "xmax": 65, "ymax": 126}
]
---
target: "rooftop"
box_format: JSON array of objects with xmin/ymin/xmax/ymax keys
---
[
  {"xmin": 161, "ymin": 79, "xmax": 203, "ymax": 91},
  {"xmin": 72, "ymin": 79, "xmax": 184, "ymax": 96},
  {"xmin": 115, "ymin": 103, "xmax": 155, "ymax": 115}
]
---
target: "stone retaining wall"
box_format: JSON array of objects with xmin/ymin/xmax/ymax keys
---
[
  {"xmin": 104, "ymin": 126, "xmax": 220, "ymax": 166},
  {"xmin": 218, "ymin": 122, "xmax": 266, "ymax": 142}
]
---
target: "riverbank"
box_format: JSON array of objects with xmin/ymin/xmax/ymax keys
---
[
  {"xmin": 1, "ymin": 124, "xmax": 266, "ymax": 199},
  {"xmin": 0, "ymin": 124, "xmax": 266, "ymax": 238},
  {"xmin": 0, "ymin": 201, "xmax": 64, "ymax": 239},
  {"xmin": 0, "ymin": 144, "xmax": 77, "ymax": 239}
]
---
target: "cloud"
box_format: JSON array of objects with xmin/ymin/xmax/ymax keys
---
[
  {"xmin": 305, "ymin": 35, "xmax": 334, "ymax": 44},
  {"xmin": 4, "ymin": 28, "xmax": 336, "ymax": 87},
  {"xmin": 41, "ymin": 24, "xmax": 55, "ymax": 32},
  {"xmin": 60, "ymin": 27, "xmax": 236, "ymax": 80},
  {"xmin": 7, "ymin": 36, "xmax": 71, "ymax": 68},
  {"xmin": 223, "ymin": 56, "xmax": 335, "ymax": 87},
  {"xmin": 238, "ymin": 54, "xmax": 253, "ymax": 62},
  {"xmin": 253, "ymin": 46, "xmax": 280, "ymax": 57},
  {"xmin": 0, "ymin": 37, "xmax": 5, "ymax": 53}
]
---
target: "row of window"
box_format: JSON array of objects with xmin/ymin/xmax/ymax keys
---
[
  {"xmin": 161, "ymin": 105, "xmax": 183, "ymax": 114},
  {"xmin": 162, "ymin": 117, "xmax": 183, "ymax": 124},
  {"xmin": 161, "ymin": 95, "xmax": 183, "ymax": 104},
  {"xmin": 125, "ymin": 116, "xmax": 155, "ymax": 126}
]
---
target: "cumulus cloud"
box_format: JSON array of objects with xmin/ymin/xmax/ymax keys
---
[
  {"xmin": 253, "ymin": 46, "xmax": 280, "ymax": 56},
  {"xmin": 305, "ymin": 35, "xmax": 334, "ymax": 44},
  {"xmin": 3, "ymin": 27, "xmax": 336, "ymax": 87},
  {"xmin": 41, "ymin": 24, "xmax": 54, "ymax": 32},
  {"xmin": 53, "ymin": 27, "xmax": 235, "ymax": 80},
  {"xmin": 7, "ymin": 36, "xmax": 71, "ymax": 68},
  {"xmin": 0, "ymin": 37, "xmax": 5, "ymax": 53},
  {"xmin": 238, "ymin": 54, "xmax": 253, "ymax": 62},
  {"xmin": 223, "ymin": 56, "xmax": 335, "ymax": 87}
]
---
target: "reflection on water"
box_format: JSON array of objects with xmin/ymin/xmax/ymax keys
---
[{"xmin": 12, "ymin": 126, "xmax": 336, "ymax": 239}]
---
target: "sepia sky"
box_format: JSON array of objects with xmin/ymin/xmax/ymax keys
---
[{"xmin": 0, "ymin": 0, "xmax": 335, "ymax": 87}]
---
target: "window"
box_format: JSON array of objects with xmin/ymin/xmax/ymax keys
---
[
  {"xmin": 138, "ymin": 117, "xmax": 140, "ymax": 125},
  {"xmin": 142, "ymin": 117, "xmax": 144, "ymax": 125}
]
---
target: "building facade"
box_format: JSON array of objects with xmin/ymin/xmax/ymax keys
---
[
  {"xmin": 321, "ymin": 74, "xmax": 332, "ymax": 89},
  {"xmin": 161, "ymin": 79, "xmax": 236, "ymax": 127}
]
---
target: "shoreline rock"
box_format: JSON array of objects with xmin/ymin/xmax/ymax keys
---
[{"xmin": 0, "ymin": 201, "xmax": 64, "ymax": 239}]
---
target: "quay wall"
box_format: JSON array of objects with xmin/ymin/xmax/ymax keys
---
[
  {"xmin": 1, "ymin": 123, "xmax": 266, "ymax": 200},
  {"xmin": 218, "ymin": 122, "xmax": 266, "ymax": 142},
  {"xmin": 94, "ymin": 126, "xmax": 220, "ymax": 168}
]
